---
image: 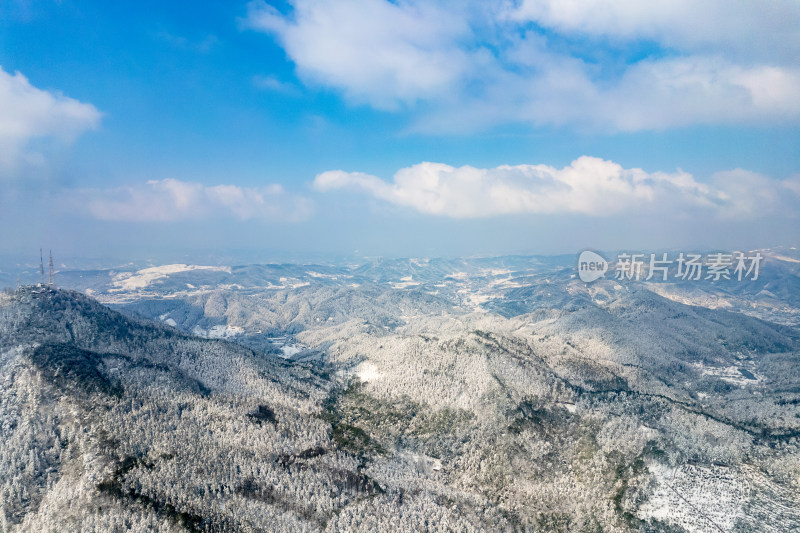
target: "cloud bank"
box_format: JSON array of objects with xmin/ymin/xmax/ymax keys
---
[
  {"xmin": 83, "ymin": 179, "xmax": 312, "ymax": 222},
  {"xmin": 0, "ymin": 66, "xmax": 101, "ymax": 175},
  {"xmin": 314, "ymin": 157, "xmax": 800, "ymax": 219},
  {"xmin": 245, "ymin": 0, "xmax": 800, "ymax": 132},
  {"xmin": 509, "ymin": 0, "xmax": 800, "ymax": 62}
]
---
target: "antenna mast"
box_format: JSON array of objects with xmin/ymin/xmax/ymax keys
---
[
  {"xmin": 39, "ymin": 248, "xmax": 45, "ymax": 286},
  {"xmin": 48, "ymin": 251, "xmax": 54, "ymax": 287}
]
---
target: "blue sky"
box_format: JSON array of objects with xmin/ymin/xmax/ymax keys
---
[{"xmin": 1, "ymin": 0, "xmax": 799, "ymax": 265}]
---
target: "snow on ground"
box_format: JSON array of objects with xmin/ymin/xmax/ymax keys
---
[
  {"xmin": 691, "ymin": 361, "xmax": 760, "ymax": 386},
  {"xmin": 280, "ymin": 343, "xmax": 303, "ymax": 357},
  {"xmin": 266, "ymin": 335, "xmax": 306, "ymax": 358},
  {"xmin": 279, "ymin": 277, "xmax": 310, "ymax": 289},
  {"xmin": 157, "ymin": 314, "xmax": 178, "ymax": 327},
  {"xmin": 645, "ymin": 283, "xmax": 800, "ymax": 326},
  {"xmin": 192, "ymin": 324, "xmax": 244, "ymax": 339},
  {"xmin": 773, "ymin": 254, "xmax": 800, "ymax": 263},
  {"xmin": 459, "ymin": 290, "xmax": 496, "ymax": 311},
  {"xmin": 400, "ymin": 451, "xmax": 442, "ymax": 474},
  {"xmin": 484, "ymin": 268, "xmax": 512, "ymax": 276},
  {"xmin": 306, "ymin": 271, "xmax": 339, "ymax": 279},
  {"xmin": 111, "ymin": 264, "xmax": 231, "ymax": 291},
  {"xmin": 646, "ymin": 284, "xmax": 735, "ymax": 311},
  {"xmin": 390, "ymin": 276, "xmax": 420, "ymax": 289},
  {"xmin": 356, "ymin": 362, "xmax": 383, "ymax": 383},
  {"xmin": 638, "ymin": 462, "xmax": 748, "ymax": 533},
  {"xmin": 488, "ymin": 277, "xmax": 527, "ymax": 289},
  {"xmin": 555, "ymin": 402, "xmax": 577, "ymax": 414}
]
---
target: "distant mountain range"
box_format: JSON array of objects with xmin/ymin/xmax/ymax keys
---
[{"xmin": 1, "ymin": 251, "xmax": 799, "ymax": 531}]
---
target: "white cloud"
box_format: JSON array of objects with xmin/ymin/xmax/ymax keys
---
[
  {"xmin": 414, "ymin": 52, "xmax": 800, "ymax": 133},
  {"xmin": 710, "ymin": 169, "xmax": 798, "ymax": 219},
  {"xmin": 532, "ymin": 56, "xmax": 800, "ymax": 131},
  {"xmin": 508, "ymin": 0, "xmax": 800, "ymax": 62},
  {"xmin": 244, "ymin": 0, "xmax": 474, "ymax": 109},
  {"xmin": 0, "ymin": 66, "xmax": 101, "ymax": 176},
  {"xmin": 244, "ymin": 0, "xmax": 800, "ymax": 132},
  {"xmin": 314, "ymin": 156, "xmax": 799, "ymax": 219},
  {"xmin": 83, "ymin": 178, "xmax": 313, "ymax": 222}
]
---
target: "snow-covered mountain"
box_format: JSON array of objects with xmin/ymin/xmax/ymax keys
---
[{"xmin": 1, "ymin": 252, "xmax": 800, "ymax": 532}]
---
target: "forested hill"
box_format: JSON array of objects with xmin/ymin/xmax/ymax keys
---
[
  {"xmin": 0, "ymin": 287, "xmax": 343, "ymax": 531},
  {"xmin": 1, "ymin": 286, "xmax": 181, "ymax": 352}
]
